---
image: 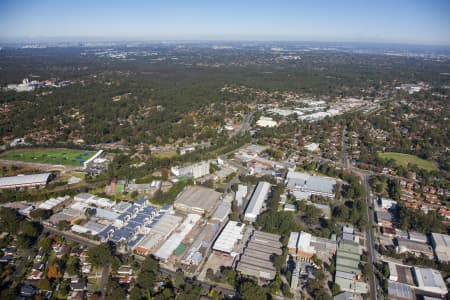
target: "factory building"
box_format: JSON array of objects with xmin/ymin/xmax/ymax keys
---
[
  {"xmin": 286, "ymin": 171, "xmax": 336, "ymax": 198},
  {"xmin": 430, "ymin": 232, "xmax": 450, "ymax": 262},
  {"xmin": 244, "ymin": 181, "xmax": 271, "ymax": 222},
  {"xmin": 236, "ymin": 230, "xmax": 282, "ymax": 280},
  {"xmin": 413, "ymin": 267, "xmax": 447, "ymax": 296},
  {"xmin": 0, "ymin": 173, "xmax": 52, "ymax": 190},
  {"xmin": 288, "ymin": 231, "xmax": 336, "ymax": 261},
  {"xmin": 213, "ymin": 221, "xmax": 246, "ymax": 256},
  {"xmin": 396, "ymin": 238, "xmax": 434, "ymax": 259},
  {"xmin": 173, "ymin": 185, "xmax": 222, "ymax": 215}
]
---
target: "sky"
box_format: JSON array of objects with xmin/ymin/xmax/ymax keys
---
[{"xmin": 0, "ymin": 0, "xmax": 449, "ymax": 45}]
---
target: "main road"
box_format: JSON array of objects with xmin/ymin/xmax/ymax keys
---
[{"xmin": 362, "ymin": 173, "xmax": 378, "ymax": 300}]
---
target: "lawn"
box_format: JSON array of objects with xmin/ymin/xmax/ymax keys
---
[
  {"xmin": 377, "ymin": 152, "xmax": 436, "ymax": 171},
  {"xmin": 0, "ymin": 148, "xmax": 95, "ymax": 166},
  {"xmin": 153, "ymin": 151, "xmax": 178, "ymax": 159}
]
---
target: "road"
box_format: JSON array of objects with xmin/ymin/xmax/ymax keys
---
[
  {"xmin": 341, "ymin": 126, "xmax": 378, "ymax": 299},
  {"xmin": 231, "ymin": 112, "xmax": 254, "ymax": 137},
  {"xmin": 99, "ymin": 263, "xmax": 110, "ymax": 300},
  {"xmin": 342, "ymin": 125, "xmax": 349, "ymax": 169},
  {"xmin": 43, "ymin": 225, "xmax": 100, "ymax": 247},
  {"xmin": 362, "ymin": 173, "xmax": 378, "ymax": 300}
]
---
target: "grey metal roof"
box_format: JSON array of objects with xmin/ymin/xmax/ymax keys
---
[
  {"xmin": 0, "ymin": 173, "xmax": 50, "ymax": 187},
  {"xmin": 244, "ymin": 182, "xmax": 271, "ymax": 220},
  {"xmin": 174, "ymin": 185, "xmax": 221, "ymax": 212},
  {"xmin": 388, "ymin": 282, "xmax": 413, "ymax": 299}
]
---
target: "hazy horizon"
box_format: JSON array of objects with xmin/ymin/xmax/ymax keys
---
[{"xmin": 1, "ymin": 0, "xmax": 450, "ymax": 46}]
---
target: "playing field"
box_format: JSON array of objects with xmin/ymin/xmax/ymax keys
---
[
  {"xmin": 377, "ymin": 152, "xmax": 436, "ymax": 171},
  {"xmin": 0, "ymin": 149, "xmax": 96, "ymax": 166}
]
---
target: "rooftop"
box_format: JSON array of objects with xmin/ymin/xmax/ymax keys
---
[
  {"xmin": 388, "ymin": 282, "xmax": 413, "ymax": 300},
  {"xmin": 0, "ymin": 173, "xmax": 51, "ymax": 188},
  {"xmin": 174, "ymin": 185, "xmax": 222, "ymax": 213},
  {"xmin": 213, "ymin": 220, "xmax": 245, "ymax": 254}
]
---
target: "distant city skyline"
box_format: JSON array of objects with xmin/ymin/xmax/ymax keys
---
[{"xmin": 1, "ymin": 0, "xmax": 449, "ymax": 45}]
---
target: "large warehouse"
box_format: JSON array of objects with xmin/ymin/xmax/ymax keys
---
[
  {"xmin": 0, "ymin": 173, "xmax": 52, "ymax": 190},
  {"xmin": 213, "ymin": 220, "xmax": 246, "ymax": 256},
  {"xmin": 244, "ymin": 181, "xmax": 271, "ymax": 222},
  {"xmin": 285, "ymin": 171, "xmax": 336, "ymax": 198},
  {"xmin": 174, "ymin": 185, "xmax": 222, "ymax": 215},
  {"xmin": 236, "ymin": 230, "xmax": 282, "ymax": 280}
]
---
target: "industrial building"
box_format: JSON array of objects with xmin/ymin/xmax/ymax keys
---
[
  {"xmin": 235, "ymin": 184, "xmax": 248, "ymax": 207},
  {"xmin": 211, "ymin": 201, "xmax": 231, "ymax": 223},
  {"xmin": 171, "ymin": 161, "xmax": 210, "ymax": 179},
  {"xmin": 154, "ymin": 214, "xmax": 201, "ymax": 262},
  {"xmin": 244, "ymin": 181, "xmax": 271, "ymax": 222},
  {"xmin": 430, "ymin": 232, "xmax": 450, "ymax": 262},
  {"xmin": 173, "ymin": 185, "xmax": 222, "ymax": 215},
  {"xmin": 74, "ymin": 193, "xmax": 115, "ymax": 208},
  {"xmin": 413, "ymin": 267, "xmax": 447, "ymax": 296},
  {"xmin": 408, "ymin": 231, "xmax": 427, "ymax": 243},
  {"xmin": 387, "ymin": 282, "xmax": 413, "ymax": 300},
  {"xmin": 288, "ymin": 231, "xmax": 336, "ymax": 261},
  {"xmin": 213, "ymin": 220, "xmax": 246, "ymax": 256},
  {"xmin": 376, "ymin": 211, "xmax": 393, "ymax": 227},
  {"xmin": 285, "ymin": 171, "xmax": 336, "ymax": 198},
  {"xmin": 396, "ymin": 238, "xmax": 434, "ymax": 259},
  {"xmin": 71, "ymin": 221, "xmax": 109, "ymax": 236},
  {"xmin": 236, "ymin": 230, "xmax": 282, "ymax": 280},
  {"xmin": 38, "ymin": 195, "xmax": 70, "ymax": 210},
  {"xmin": 134, "ymin": 212, "xmax": 183, "ymax": 255},
  {"xmin": 334, "ymin": 239, "xmax": 367, "ymax": 294},
  {"xmin": 0, "ymin": 173, "xmax": 52, "ymax": 190}
]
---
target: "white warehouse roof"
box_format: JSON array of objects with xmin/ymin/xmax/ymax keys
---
[
  {"xmin": 413, "ymin": 267, "xmax": 447, "ymax": 295},
  {"xmin": 0, "ymin": 173, "xmax": 51, "ymax": 188},
  {"xmin": 213, "ymin": 221, "xmax": 245, "ymax": 254},
  {"xmin": 244, "ymin": 182, "xmax": 271, "ymax": 222}
]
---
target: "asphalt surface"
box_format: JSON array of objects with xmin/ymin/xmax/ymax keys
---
[
  {"xmin": 44, "ymin": 225, "xmax": 100, "ymax": 247},
  {"xmin": 363, "ymin": 173, "xmax": 378, "ymax": 300}
]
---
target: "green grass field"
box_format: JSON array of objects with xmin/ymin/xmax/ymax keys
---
[
  {"xmin": 0, "ymin": 149, "xmax": 96, "ymax": 166},
  {"xmin": 377, "ymin": 152, "xmax": 436, "ymax": 171}
]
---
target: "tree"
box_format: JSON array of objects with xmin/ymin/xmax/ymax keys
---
[
  {"xmin": 47, "ymin": 264, "xmax": 62, "ymax": 279},
  {"xmin": 174, "ymin": 269, "xmax": 186, "ymax": 289},
  {"xmin": 38, "ymin": 278, "xmax": 51, "ymax": 291},
  {"xmin": 88, "ymin": 243, "xmax": 114, "ymax": 268},
  {"xmin": 106, "ymin": 279, "xmax": 127, "ymax": 300},
  {"xmin": 38, "ymin": 236, "xmax": 52, "ymax": 252},
  {"xmin": 238, "ymin": 280, "xmax": 268, "ymax": 300},
  {"xmin": 66, "ymin": 256, "xmax": 80, "ymax": 275},
  {"xmin": 57, "ymin": 220, "xmax": 71, "ymax": 231},
  {"xmin": 20, "ymin": 220, "xmax": 41, "ymax": 238},
  {"xmin": 0, "ymin": 207, "xmax": 22, "ymax": 234},
  {"xmin": 85, "ymin": 207, "xmax": 95, "ymax": 218},
  {"xmin": 30, "ymin": 209, "xmax": 52, "ymax": 221},
  {"xmin": 331, "ymin": 283, "xmax": 340, "ymax": 295}
]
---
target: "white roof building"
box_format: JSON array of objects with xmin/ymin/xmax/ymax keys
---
[
  {"xmin": 380, "ymin": 198, "xmax": 397, "ymax": 210},
  {"xmin": 286, "ymin": 171, "xmax": 336, "ymax": 197},
  {"xmin": 235, "ymin": 184, "xmax": 248, "ymax": 207},
  {"xmin": 413, "ymin": 267, "xmax": 447, "ymax": 295},
  {"xmin": 213, "ymin": 221, "xmax": 245, "ymax": 255},
  {"xmin": 430, "ymin": 232, "xmax": 450, "ymax": 262},
  {"xmin": 256, "ymin": 116, "xmax": 277, "ymax": 128},
  {"xmin": 211, "ymin": 201, "xmax": 231, "ymax": 223},
  {"xmin": 0, "ymin": 173, "xmax": 51, "ymax": 190},
  {"xmin": 154, "ymin": 214, "xmax": 201, "ymax": 261},
  {"xmin": 38, "ymin": 196, "xmax": 70, "ymax": 210},
  {"xmin": 244, "ymin": 182, "xmax": 271, "ymax": 222}
]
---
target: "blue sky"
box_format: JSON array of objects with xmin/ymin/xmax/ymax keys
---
[{"xmin": 1, "ymin": 0, "xmax": 449, "ymax": 45}]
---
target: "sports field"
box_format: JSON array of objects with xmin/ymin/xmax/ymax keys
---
[
  {"xmin": 0, "ymin": 149, "xmax": 96, "ymax": 166},
  {"xmin": 377, "ymin": 152, "xmax": 436, "ymax": 171}
]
